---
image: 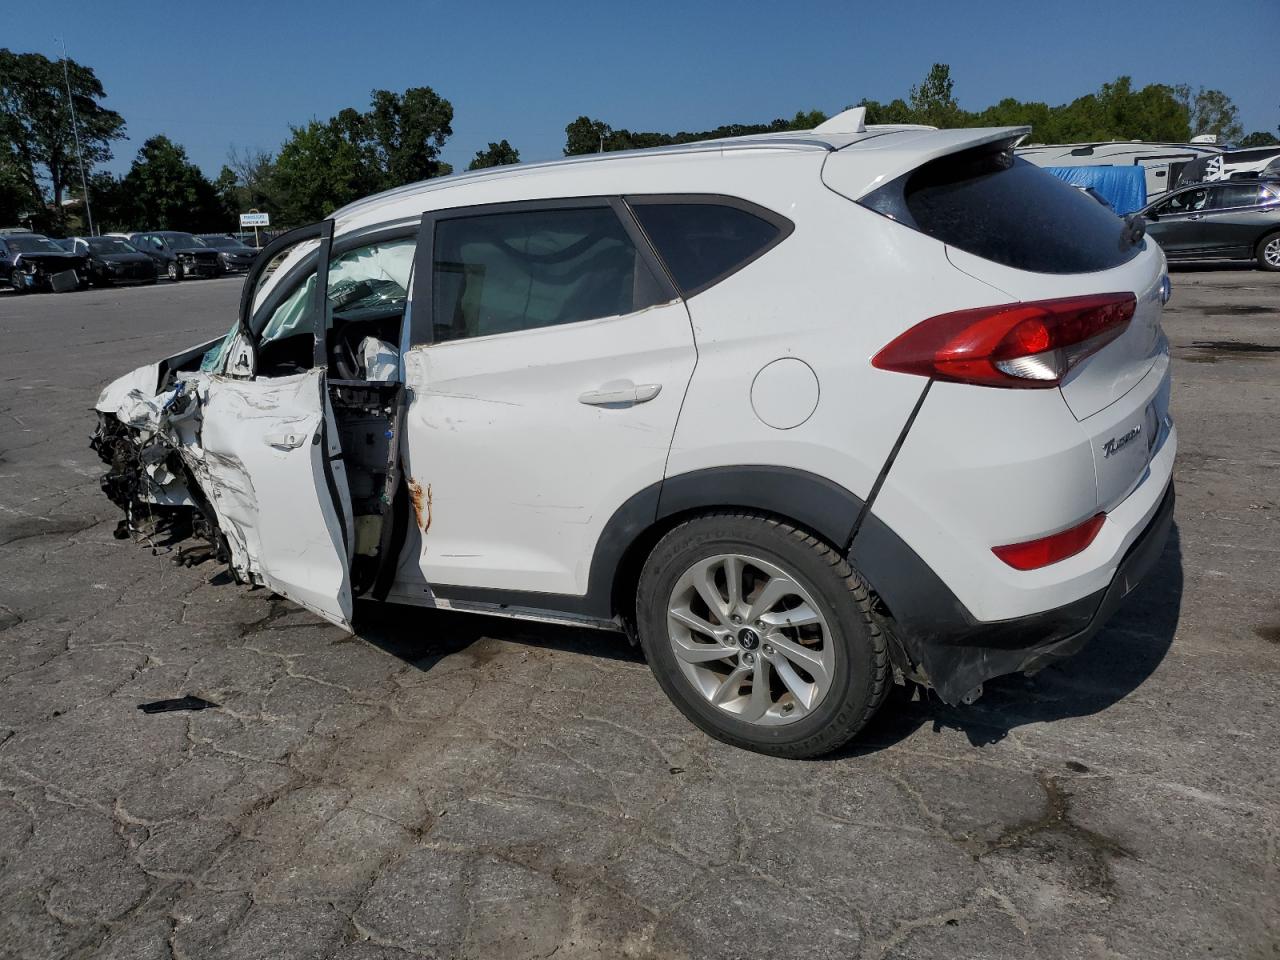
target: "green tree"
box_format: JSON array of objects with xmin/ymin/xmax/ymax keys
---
[
  {"xmin": 856, "ymin": 97, "xmax": 915, "ymax": 124},
  {"xmin": 468, "ymin": 139, "xmax": 520, "ymax": 170},
  {"xmin": 564, "ymin": 116, "xmax": 613, "ymax": 156},
  {"xmin": 1238, "ymin": 130, "xmax": 1279, "ymax": 148},
  {"xmin": 0, "ymin": 152, "xmax": 32, "ymax": 225},
  {"xmin": 365, "ymin": 87, "xmax": 453, "ymax": 184},
  {"xmin": 563, "ymin": 110, "xmax": 827, "ymax": 156},
  {"xmin": 908, "ymin": 63, "xmax": 965, "ymax": 127},
  {"xmin": 81, "ymin": 170, "xmax": 131, "ymax": 232},
  {"xmin": 273, "ymin": 87, "xmax": 454, "ymax": 221},
  {"xmin": 274, "ymin": 119, "xmax": 369, "ymax": 223},
  {"xmin": 0, "ymin": 48, "xmax": 126, "ymax": 229},
  {"xmin": 226, "ymin": 144, "xmax": 280, "ymax": 210},
  {"xmin": 117, "ymin": 135, "xmax": 226, "ymax": 231},
  {"xmin": 1175, "ymin": 86, "xmax": 1244, "ymax": 142}
]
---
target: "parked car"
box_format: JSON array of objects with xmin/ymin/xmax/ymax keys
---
[
  {"xmin": 1, "ymin": 233, "xmax": 89, "ymax": 293},
  {"xmin": 65, "ymin": 236, "xmax": 159, "ymax": 285},
  {"xmin": 129, "ymin": 231, "xmax": 222, "ymax": 281},
  {"xmin": 1143, "ymin": 178, "xmax": 1280, "ymax": 270},
  {"xmin": 91, "ymin": 112, "xmax": 1176, "ymax": 757},
  {"xmin": 198, "ymin": 234, "xmax": 260, "ymax": 272}
]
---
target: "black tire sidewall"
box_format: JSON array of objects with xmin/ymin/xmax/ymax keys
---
[
  {"xmin": 637, "ymin": 516, "xmax": 881, "ymax": 755},
  {"xmin": 1257, "ymin": 233, "xmax": 1280, "ymax": 271}
]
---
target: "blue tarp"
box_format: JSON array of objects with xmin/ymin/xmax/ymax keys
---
[{"xmin": 1045, "ymin": 165, "xmax": 1147, "ymax": 215}]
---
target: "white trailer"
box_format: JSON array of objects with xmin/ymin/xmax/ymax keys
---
[{"xmin": 1017, "ymin": 141, "xmax": 1224, "ymax": 199}]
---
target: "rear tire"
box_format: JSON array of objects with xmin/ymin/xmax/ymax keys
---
[
  {"xmin": 9, "ymin": 268, "xmax": 25, "ymax": 294},
  {"xmin": 1256, "ymin": 233, "xmax": 1280, "ymax": 272},
  {"xmin": 636, "ymin": 512, "xmax": 889, "ymax": 758}
]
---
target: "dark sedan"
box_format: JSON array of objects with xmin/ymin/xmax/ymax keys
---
[
  {"xmin": 129, "ymin": 231, "xmax": 222, "ymax": 281},
  {"xmin": 1, "ymin": 233, "xmax": 89, "ymax": 293},
  {"xmin": 66, "ymin": 236, "xmax": 159, "ymax": 286},
  {"xmin": 197, "ymin": 234, "xmax": 259, "ymax": 272},
  {"xmin": 1144, "ymin": 178, "xmax": 1280, "ymax": 270}
]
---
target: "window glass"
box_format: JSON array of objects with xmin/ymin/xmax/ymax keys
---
[
  {"xmin": 861, "ymin": 146, "xmax": 1139, "ymax": 274},
  {"xmin": 1211, "ymin": 184, "xmax": 1260, "ymax": 209},
  {"xmin": 431, "ymin": 206, "xmax": 662, "ymax": 343},
  {"xmin": 326, "ymin": 238, "xmax": 415, "ymax": 326},
  {"xmin": 1163, "ymin": 188, "xmax": 1209, "ymax": 214},
  {"xmin": 630, "ymin": 202, "xmax": 784, "ymax": 296}
]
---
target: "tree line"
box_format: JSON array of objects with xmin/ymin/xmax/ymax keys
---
[{"xmin": 2, "ymin": 50, "xmax": 1276, "ymax": 236}]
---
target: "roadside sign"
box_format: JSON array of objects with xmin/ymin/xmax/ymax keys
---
[{"xmin": 239, "ymin": 212, "xmax": 270, "ymax": 227}]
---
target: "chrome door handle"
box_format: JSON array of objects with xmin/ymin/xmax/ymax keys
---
[
  {"xmin": 578, "ymin": 382, "xmax": 662, "ymax": 407},
  {"xmin": 1187, "ymin": 214, "xmax": 1202, "ymax": 220}
]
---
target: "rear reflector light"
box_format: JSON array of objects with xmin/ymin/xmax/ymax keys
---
[
  {"xmin": 872, "ymin": 293, "xmax": 1136, "ymax": 388},
  {"xmin": 992, "ymin": 514, "xmax": 1106, "ymax": 570}
]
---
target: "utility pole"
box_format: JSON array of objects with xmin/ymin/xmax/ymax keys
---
[{"xmin": 59, "ymin": 37, "xmax": 95, "ymax": 236}]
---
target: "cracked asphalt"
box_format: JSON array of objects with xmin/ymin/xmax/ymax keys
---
[{"xmin": 1, "ymin": 268, "xmax": 1278, "ymax": 960}]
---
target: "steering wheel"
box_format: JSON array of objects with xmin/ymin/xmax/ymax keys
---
[{"xmin": 332, "ymin": 322, "xmax": 364, "ymax": 381}]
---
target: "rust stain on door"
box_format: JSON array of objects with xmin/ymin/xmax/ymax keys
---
[{"xmin": 407, "ymin": 479, "xmax": 433, "ymax": 534}]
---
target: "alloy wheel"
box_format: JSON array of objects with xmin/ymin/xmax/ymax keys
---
[
  {"xmin": 666, "ymin": 553, "xmax": 835, "ymax": 726},
  {"xmin": 1265, "ymin": 237, "xmax": 1280, "ymax": 269}
]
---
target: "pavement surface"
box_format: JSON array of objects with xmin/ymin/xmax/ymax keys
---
[{"xmin": 0, "ymin": 268, "xmax": 1277, "ymax": 960}]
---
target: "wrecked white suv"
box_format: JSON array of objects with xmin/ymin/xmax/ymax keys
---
[{"xmin": 93, "ymin": 111, "xmax": 1176, "ymax": 757}]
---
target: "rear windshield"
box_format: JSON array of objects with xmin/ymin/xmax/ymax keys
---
[{"xmin": 860, "ymin": 143, "xmax": 1140, "ymax": 274}]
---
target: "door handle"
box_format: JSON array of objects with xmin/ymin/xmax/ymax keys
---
[
  {"xmin": 1187, "ymin": 214, "xmax": 1202, "ymax": 220},
  {"xmin": 578, "ymin": 382, "xmax": 663, "ymax": 407},
  {"xmin": 265, "ymin": 431, "xmax": 307, "ymax": 450}
]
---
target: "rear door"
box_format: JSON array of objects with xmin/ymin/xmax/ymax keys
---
[
  {"xmin": 1200, "ymin": 183, "xmax": 1265, "ymax": 257},
  {"xmin": 397, "ymin": 197, "xmax": 696, "ymax": 600},
  {"xmin": 195, "ymin": 222, "xmax": 355, "ymax": 628}
]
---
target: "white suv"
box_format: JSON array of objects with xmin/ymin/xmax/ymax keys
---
[{"xmin": 93, "ymin": 109, "xmax": 1176, "ymax": 757}]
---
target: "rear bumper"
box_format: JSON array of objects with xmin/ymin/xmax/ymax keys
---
[{"xmin": 866, "ymin": 480, "xmax": 1175, "ymax": 705}]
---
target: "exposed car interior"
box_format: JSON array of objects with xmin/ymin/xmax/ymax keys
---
[{"xmin": 214, "ymin": 235, "xmax": 416, "ymax": 595}]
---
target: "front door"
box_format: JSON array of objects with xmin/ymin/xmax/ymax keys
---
[
  {"xmin": 193, "ymin": 222, "xmax": 356, "ymax": 628},
  {"xmin": 1148, "ymin": 186, "xmax": 1211, "ymax": 257},
  {"xmin": 397, "ymin": 198, "xmax": 696, "ymax": 603}
]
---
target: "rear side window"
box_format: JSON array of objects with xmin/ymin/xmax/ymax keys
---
[
  {"xmin": 431, "ymin": 206, "xmax": 666, "ymax": 343},
  {"xmin": 628, "ymin": 198, "xmax": 792, "ymax": 296},
  {"xmin": 861, "ymin": 143, "xmax": 1140, "ymax": 274},
  {"xmin": 1211, "ymin": 184, "xmax": 1260, "ymax": 209}
]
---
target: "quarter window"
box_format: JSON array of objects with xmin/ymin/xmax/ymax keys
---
[
  {"xmin": 629, "ymin": 200, "xmax": 789, "ymax": 296},
  {"xmin": 431, "ymin": 206, "xmax": 665, "ymax": 343}
]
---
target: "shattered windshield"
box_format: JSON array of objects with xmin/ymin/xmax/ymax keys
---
[
  {"xmin": 6, "ymin": 235, "xmax": 65, "ymax": 254},
  {"xmin": 200, "ymin": 235, "xmax": 414, "ymax": 374}
]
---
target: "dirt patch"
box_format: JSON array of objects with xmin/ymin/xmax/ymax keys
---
[
  {"xmin": 1191, "ymin": 340, "xmax": 1280, "ymax": 353},
  {"xmin": 1183, "ymin": 340, "xmax": 1280, "ymax": 363},
  {"xmin": 1255, "ymin": 624, "xmax": 1280, "ymax": 645},
  {"xmin": 1193, "ymin": 304, "xmax": 1277, "ymax": 316}
]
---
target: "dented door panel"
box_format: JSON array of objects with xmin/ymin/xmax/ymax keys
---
[{"xmin": 196, "ymin": 369, "xmax": 353, "ymax": 628}]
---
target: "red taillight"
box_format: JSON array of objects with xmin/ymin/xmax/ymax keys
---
[
  {"xmin": 992, "ymin": 514, "xmax": 1106, "ymax": 570},
  {"xmin": 872, "ymin": 293, "xmax": 1136, "ymax": 388}
]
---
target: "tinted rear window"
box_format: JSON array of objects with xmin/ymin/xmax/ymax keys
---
[
  {"xmin": 861, "ymin": 144, "xmax": 1140, "ymax": 274},
  {"xmin": 629, "ymin": 200, "xmax": 790, "ymax": 296}
]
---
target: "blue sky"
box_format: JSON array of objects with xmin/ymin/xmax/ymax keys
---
[{"xmin": 10, "ymin": 0, "xmax": 1278, "ymax": 179}]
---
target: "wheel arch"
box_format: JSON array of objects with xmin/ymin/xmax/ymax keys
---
[{"xmin": 606, "ymin": 466, "xmax": 868, "ymax": 631}]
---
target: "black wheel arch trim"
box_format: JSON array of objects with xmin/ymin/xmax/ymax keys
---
[{"xmin": 423, "ymin": 461, "xmax": 1170, "ymax": 710}]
